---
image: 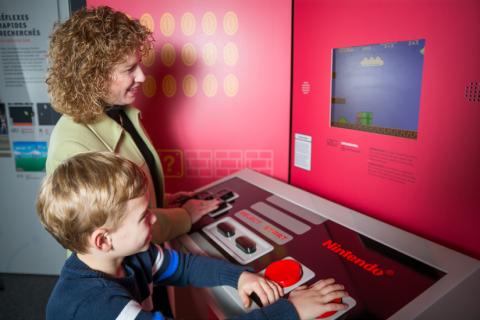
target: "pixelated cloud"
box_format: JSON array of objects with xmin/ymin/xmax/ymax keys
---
[{"xmin": 360, "ymin": 56, "xmax": 384, "ymax": 67}]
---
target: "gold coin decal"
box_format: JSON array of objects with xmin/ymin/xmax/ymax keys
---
[
  {"xmin": 140, "ymin": 13, "xmax": 154, "ymax": 32},
  {"xmin": 223, "ymin": 42, "xmax": 239, "ymax": 66},
  {"xmin": 223, "ymin": 11, "xmax": 238, "ymax": 36},
  {"xmin": 183, "ymin": 74, "xmax": 197, "ymax": 97},
  {"xmin": 224, "ymin": 74, "xmax": 239, "ymax": 97},
  {"xmin": 162, "ymin": 74, "xmax": 177, "ymax": 98},
  {"xmin": 181, "ymin": 12, "xmax": 196, "ymax": 36},
  {"xmin": 160, "ymin": 43, "xmax": 176, "ymax": 67},
  {"xmin": 160, "ymin": 13, "xmax": 175, "ymax": 37},
  {"xmin": 142, "ymin": 75, "xmax": 157, "ymax": 98},
  {"xmin": 202, "ymin": 12, "xmax": 217, "ymax": 36},
  {"xmin": 142, "ymin": 45, "xmax": 155, "ymax": 67},
  {"xmin": 181, "ymin": 43, "xmax": 197, "ymax": 66},
  {"xmin": 202, "ymin": 74, "xmax": 218, "ymax": 97},
  {"xmin": 202, "ymin": 43, "xmax": 217, "ymax": 66}
]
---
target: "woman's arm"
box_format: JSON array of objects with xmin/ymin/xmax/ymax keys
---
[{"xmin": 150, "ymin": 207, "xmax": 192, "ymax": 243}]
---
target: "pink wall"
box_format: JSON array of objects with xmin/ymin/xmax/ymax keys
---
[
  {"xmin": 85, "ymin": 0, "xmax": 480, "ymax": 259},
  {"xmin": 291, "ymin": 0, "xmax": 480, "ymax": 259},
  {"xmin": 88, "ymin": 0, "xmax": 292, "ymax": 191}
]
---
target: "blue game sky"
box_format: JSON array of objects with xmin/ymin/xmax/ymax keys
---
[
  {"xmin": 13, "ymin": 141, "xmax": 48, "ymax": 158},
  {"xmin": 331, "ymin": 39, "xmax": 425, "ymax": 132}
]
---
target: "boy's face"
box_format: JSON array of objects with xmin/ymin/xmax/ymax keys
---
[
  {"xmin": 109, "ymin": 193, "xmax": 156, "ymax": 256},
  {"xmin": 104, "ymin": 52, "xmax": 145, "ymax": 106}
]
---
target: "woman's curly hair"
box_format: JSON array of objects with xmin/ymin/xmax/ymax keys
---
[{"xmin": 46, "ymin": 6, "xmax": 153, "ymax": 123}]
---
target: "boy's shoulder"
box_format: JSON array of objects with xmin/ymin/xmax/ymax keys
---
[
  {"xmin": 46, "ymin": 254, "xmax": 127, "ymax": 319},
  {"xmin": 47, "ymin": 250, "xmax": 157, "ymax": 320}
]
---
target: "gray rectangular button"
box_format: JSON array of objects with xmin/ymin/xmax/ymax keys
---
[
  {"xmin": 190, "ymin": 232, "xmax": 225, "ymax": 260},
  {"xmin": 203, "ymin": 217, "xmax": 274, "ymax": 265},
  {"xmin": 251, "ymin": 202, "xmax": 311, "ymax": 235},
  {"xmin": 235, "ymin": 209, "xmax": 293, "ymax": 245},
  {"xmin": 266, "ymin": 195, "xmax": 327, "ymax": 225}
]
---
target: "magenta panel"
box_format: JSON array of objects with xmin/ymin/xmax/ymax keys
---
[
  {"xmin": 291, "ymin": 0, "xmax": 480, "ymax": 258},
  {"xmin": 87, "ymin": 0, "xmax": 292, "ymax": 191}
]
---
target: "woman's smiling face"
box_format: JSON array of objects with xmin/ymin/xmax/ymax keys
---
[{"xmin": 104, "ymin": 52, "xmax": 145, "ymax": 106}]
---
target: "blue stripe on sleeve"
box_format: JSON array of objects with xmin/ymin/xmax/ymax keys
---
[
  {"xmin": 152, "ymin": 311, "xmax": 165, "ymax": 320},
  {"xmin": 158, "ymin": 250, "xmax": 179, "ymax": 281}
]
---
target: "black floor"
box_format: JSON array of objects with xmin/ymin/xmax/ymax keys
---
[{"xmin": 0, "ymin": 273, "xmax": 58, "ymax": 320}]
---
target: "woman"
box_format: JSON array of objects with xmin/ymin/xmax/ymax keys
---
[{"xmin": 45, "ymin": 6, "xmax": 218, "ymax": 246}]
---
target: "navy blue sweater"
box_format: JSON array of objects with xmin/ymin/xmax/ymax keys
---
[{"xmin": 46, "ymin": 244, "xmax": 298, "ymax": 319}]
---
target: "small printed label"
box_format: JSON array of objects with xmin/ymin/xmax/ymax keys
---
[{"xmin": 294, "ymin": 133, "xmax": 312, "ymax": 171}]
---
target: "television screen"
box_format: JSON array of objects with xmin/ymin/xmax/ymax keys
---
[{"xmin": 331, "ymin": 39, "xmax": 425, "ymax": 139}]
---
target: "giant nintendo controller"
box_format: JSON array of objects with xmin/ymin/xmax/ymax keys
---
[{"xmin": 174, "ymin": 169, "xmax": 480, "ymax": 319}]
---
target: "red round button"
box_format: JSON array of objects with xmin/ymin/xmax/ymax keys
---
[
  {"xmin": 317, "ymin": 298, "xmax": 342, "ymax": 319},
  {"xmin": 265, "ymin": 259, "xmax": 303, "ymax": 288}
]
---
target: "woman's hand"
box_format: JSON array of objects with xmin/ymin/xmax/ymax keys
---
[
  {"xmin": 182, "ymin": 199, "xmax": 220, "ymax": 224},
  {"xmin": 237, "ymin": 272, "xmax": 284, "ymax": 308},
  {"xmin": 166, "ymin": 191, "xmax": 194, "ymax": 207}
]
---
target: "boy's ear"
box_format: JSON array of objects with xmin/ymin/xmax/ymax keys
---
[{"xmin": 91, "ymin": 228, "xmax": 112, "ymax": 252}]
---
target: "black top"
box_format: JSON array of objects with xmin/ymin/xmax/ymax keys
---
[{"xmin": 106, "ymin": 107, "xmax": 163, "ymax": 207}]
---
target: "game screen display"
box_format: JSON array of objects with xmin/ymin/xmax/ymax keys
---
[
  {"xmin": 12, "ymin": 141, "xmax": 47, "ymax": 172},
  {"xmin": 0, "ymin": 103, "xmax": 10, "ymax": 157},
  {"xmin": 37, "ymin": 103, "xmax": 61, "ymax": 126},
  {"xmin": 8, "ymin": 105, "xmax": 34, "ymax": 127},
  {"xmin": 330, "ymin": 39, "xmax": 425, "ymax": 139}
]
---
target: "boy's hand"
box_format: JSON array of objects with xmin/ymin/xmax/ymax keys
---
[
  {"xmin": 237, "ymin": 272, "xmax": 283, "ymax": 308},
  {"xmin": 288, "ymin": 278, "xmax": 348, "ymax": 320},
  {"xmin": 182, "ymin": 199, "xmax": 220, "ymax": 224}
]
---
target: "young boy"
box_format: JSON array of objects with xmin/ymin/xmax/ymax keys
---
[{"xmin": 37, "ymin": 152, "xmax": 349, "ymax": 319}]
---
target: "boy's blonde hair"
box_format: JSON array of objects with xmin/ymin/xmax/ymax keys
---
[
  {"xmin": 46, "ymin": 6, "xmax": 153, "ymax": 123},
  {"xmin": 36, "ymin": 152, "xmax": 148, "ymax": 253}
]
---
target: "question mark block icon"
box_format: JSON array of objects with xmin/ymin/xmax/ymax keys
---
[{"xmin": 158, "ymin": 149, "xmax": 184, "ymax": 178}]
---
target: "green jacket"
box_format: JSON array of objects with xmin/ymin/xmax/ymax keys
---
[{"xmin": 46, "ymin": 106, "xmax": 191, "ymax": 243}]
